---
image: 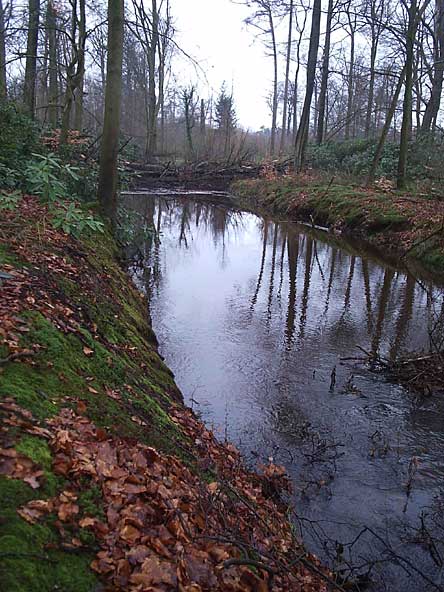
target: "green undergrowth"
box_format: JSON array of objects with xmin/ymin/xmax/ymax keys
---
[{"xmin": 0, "ymin": 223, "xmax": 197, "ymax": 591}]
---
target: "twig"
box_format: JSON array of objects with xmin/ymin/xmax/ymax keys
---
[
  {"xmin": 223, "ymin": 557, "xmax": 275, "ymax": 582},
  {"xmin": 0, "ymin": 351, "xmax": 37, "ymax": 365},
  {"xmin": 0, "ymin": 552, "xmax": 57, "ymax": 563}
]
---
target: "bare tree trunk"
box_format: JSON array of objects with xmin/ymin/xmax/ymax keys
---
[
  {"xmin": 182, "ymin": 87, "xmax": 195, "ymax": 160},
  {"xmin": 97, "ymin": 0, "xmax": 124, "ymax": 228},
  {"xmin": 345, "ymin": 10, "xmax": 356, "ymax": 140},
  {"xmin": 199, "ymin": 98, "xmax": 206, "ymax": 156},
  {"xmin": 316, "ymin": 0, "xmax": 334, "ymax": 145},
  {"xmin": 367, "ymin": 65, "xmax": 406, "ymax": 185},
  {"xmin": 365, "ymin": 29, "xmax": 378, "ymax": 137},
  {"xmin": 47, "ymin": 0, "xmax": 58, "ymax": 125},
  {"xmin": 421, "ymin": 0, "xmax": 444, "ymax": 134},
  {"xmin": 0, "ymin": 0, "xmax": 6, "ymax": 98},
  {"xmin": 292, "ymin": 9, "xmax": 308, "ymax": 141},
  {"xmin": 397, "ymin": 0, "xmax": 417, "ymax": 190},
  {"xmin": 23, "ymin": 0, "xmax": 40, "ymax": 116},
  {"xmin": 294, "ymin": 0, "xmax": 322, "ymax": 171},
  {"xmin": 60, "ymin": 0, "xmax": 86, "ymax": 143},
  {"xmin": 146, "ymin": 0, "xmax": 159, "ymax": 160},
  {"xmin": 279, "ymin": 0, "xmax": 294, "ymax": 154},
  {"xmin": 268, "ymin": 5, "xmax": 278, "ymax": 156},
  {"xmin": 74, "ymin": 69, "xmax": 85, "ymax": 130}
]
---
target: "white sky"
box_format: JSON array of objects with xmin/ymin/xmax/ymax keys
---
[{"xmin": 171, "ymin": 0, "xmax": 282, "ymax": 131}]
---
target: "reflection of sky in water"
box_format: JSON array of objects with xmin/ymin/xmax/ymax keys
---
[{"xmin": 127, "ymin": 195, "xmax": 444, "ymax": 591}]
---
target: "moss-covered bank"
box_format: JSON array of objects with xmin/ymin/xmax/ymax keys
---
[
  {"xmin": 231, "ymin": 176, "xmax": 444, "ymax": 274},
  {"xmin": 0, "ymin": 198, "xmax": 189, "ymax": 591},
  {"xmin": 0, "ymin": 196, "xmax": 331, "ymax": 591}
]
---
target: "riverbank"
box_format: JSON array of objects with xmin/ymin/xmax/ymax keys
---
[
  {"xmin": 231, "ymin": 175, "xmax": 444, "ymax": 273},
  {"xmin": 0, "ymin": 195, "xmax": 334, "ymax": 591}
]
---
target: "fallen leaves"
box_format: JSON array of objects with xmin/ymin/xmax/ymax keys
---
[
  {"xmin": 0, "ymin": 447, "xmax": 44, "ymax": 489},
  {"xmin": 0, "ymin": 399, "xmax": 332, "ymax": 591}
]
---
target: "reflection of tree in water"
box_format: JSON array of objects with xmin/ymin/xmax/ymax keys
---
[
  {"xmin": 250, "ymin": 221, "xmax": 269, "ymax": 312},
  {"xmin": 266, "ymin": 224, "xmax": 279, "ymax": 327},
  {"xmin": 371, "ymin": 269, "xmax": 395, "ymax": 358},
  {"xmin": 125, "ymin": 195, "xmax": 431, "ymax": 363},
  {"xmin": 361, "ymin": 259, "xmax": 373, "ymax": 335},
  {"xmin": 298, "ymin": 237, "xmax": 313, "ymax": 342},
  {"xmin": 322, "ymin": 248, "xmax": 336, "ymax": 317},
  {"xmin": 285, "ymin": 228, "xmax": 299, "ymax": 349},
  {"xmin": 389, "ymin": 275, "xmax": 416, "ymax": 360},
  {"xmin": 141, "ymin": 196, "xmax": 247, "ymax": 289}
]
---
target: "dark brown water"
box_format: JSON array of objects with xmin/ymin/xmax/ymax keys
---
[{"xmin": 126, "ymin": 192, "xmax": 444, "ymax": 591}]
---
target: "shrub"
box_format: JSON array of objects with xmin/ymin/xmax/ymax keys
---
[{"xmin": 0, "ymin": 101, "xmax": 40, "ymax": 177}]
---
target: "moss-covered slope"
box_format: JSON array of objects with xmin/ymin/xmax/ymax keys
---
[{"xmin": 0, "ymin": 197, "xmax": 189, "ymax": 591}]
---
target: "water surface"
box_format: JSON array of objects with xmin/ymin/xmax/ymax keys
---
[{"xmin": 126, "ymin": 193, "xmax": 444, "ymax": 591}]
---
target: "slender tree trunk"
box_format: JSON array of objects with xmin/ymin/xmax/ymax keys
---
[
  {"xmin": 365, "ymin": 33, "xmax": 379, "ymax": 137},
  {"xmin": 199, "ymin": 98, "xmax": 206, "ymax": 156},
  {"xmin": 60, "ymin": 0, "xmax": 86, "ymax": 144},
  {"xmin": 279, "ymin": 0, "xmax": 294, "ymax": 154},
  {"xmin": 294, "ymin": 0, "xmax": 322, "ymax": 171},
  {"xmin": 367, "ymin": 65, "xmax": 406, "ymax": 185},
  {"xmin": 397, "ymin": 0, "xmax": 417, "ymax": 190},
  {"xmin": 146, "ymin": 0, "xmax": 159, "ymax": 160},
  {"xmin": 345, "ymin": 12, "xmax": 356, "ymax": 140},
  {"xmin": 292, "ymin": 10, "xmax": 308, "ymax": 141},
  {"xmin": 316, "ymin": 0, "xmax": 334, "ymax": 145},
  {"xmin": 421, "ymin": 0, "xmax": 444, "ymax": 134},
  {"xmin": 0, "ymin": 0, "xmax": 6, "ymax": 98},
  {"xmin": 268, "ymin": 6, "xmax": 278, "ymax": 156},
  {"xmin": 74, "ymin": 68, "xmax": 85, "ymax": 130},
  {"xmin": 47, "ymin": 0, "xmax": 58, "ymax": 125},
  {"xmin": 97, "ymin": 0, "xmax": 124, "ymax": 228},
  {"xmin": 23, "ymin": 0, "xmax": 40, "ymax": 116}
]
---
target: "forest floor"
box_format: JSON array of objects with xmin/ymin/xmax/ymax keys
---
[
  {"xmin": 0, "ymin": 195, "xmax": 336, "ymax": 592},
  {"xmin": 231, "ymin": 173, "xmax": 444, "ymax": 274}
]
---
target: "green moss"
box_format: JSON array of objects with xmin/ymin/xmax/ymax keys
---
[
  {"xmin": 0, "ymin": 478, "xmax": 97, "ymax": 592},
  {"xmin": 420, "ymin": 248, "xmax": 444, "ymax": 271},
  {"xmin": 15, "ymin": 436, "xmax": 60, "ymax": 497},
  {"xmin": 0, "ymin": 244, "xmax": 20, "ymax": 266},
  {"xmin": 0, "ymin": 360, "xmax": 60, "ymax": 418},
  {"xmin": 78, "ymin": 483, "xmax": 104, "ymax": 520},
  {"xmin": 16, "ymin": 436, "xmax": 52, "ymax": 470}
]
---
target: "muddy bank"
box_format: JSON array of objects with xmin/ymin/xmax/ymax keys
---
[
  {"xmin": 0, "ymin": 196, "xmax": 333, "ymax": 591},
  {"xmin": 231, "ymin": 175, "xmax": 444, "ymax": 274}
]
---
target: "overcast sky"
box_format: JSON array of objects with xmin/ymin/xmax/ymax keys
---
[{"xmin": 171, "ymin": 0, "xmax": 281, "ymax": 131}]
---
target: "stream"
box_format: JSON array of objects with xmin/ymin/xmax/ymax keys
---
[{"xmin": 125, "ymin": 191, "xmax": 444, "ymax": 592}]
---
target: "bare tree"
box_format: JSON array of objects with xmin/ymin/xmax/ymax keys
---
[
  {"xmin": 23, "ymin": 0, "xmax": 40, "ymax": 116},
  {"xmin": 97, "ymin": 0, "xmax": 124, "ymax": 227},
  {"xmin": 279, "ymin": 0, "xmax": 294, "ymax": 154},
  {"xmin": 316, "ymin": 0, "xmax": 335, "ymax": 144},
  {"xmin": 181, "ymin": 85, "xmax": 196, "ymax": 160},
  {"xmin": 60, "ymin": 0, "xmax": 86, "ymax": 143},
  {"xmin": 46, "ymin": 0, "xmax": 58, "ymax": 125},
  {"xmin": 0, "ymin": 0, "xmax": 6, "ymax": 98},
  {"xmin": 294, "ymin": 0, "xmax": 322, "ymax": 170},
  {"xmin": 421, "ymin": 0, "xmax": 444, "ymax": 134}
]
